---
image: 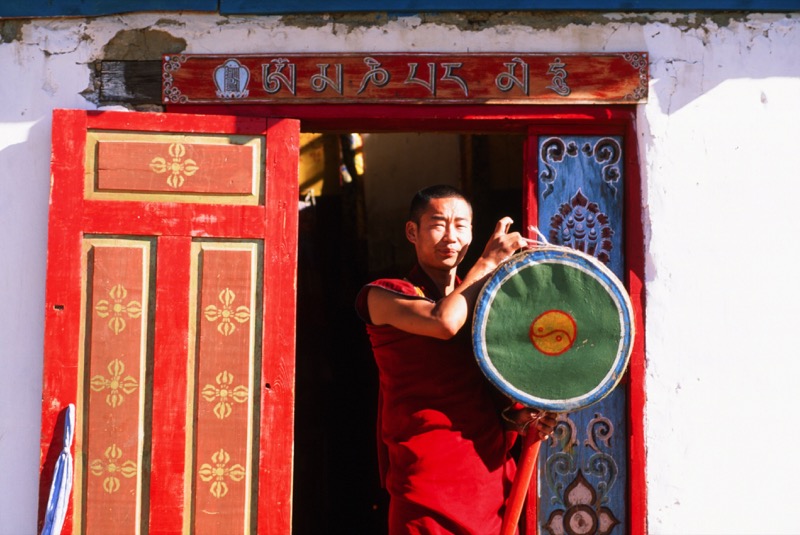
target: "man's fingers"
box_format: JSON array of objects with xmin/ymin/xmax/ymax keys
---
[
  {"xmin": 530, "ymin": 410, "xmax": 557, "ymax": 434},
  {"xmin": 493, "ymin": 217, "xmax": 514, "ymax": 236}
]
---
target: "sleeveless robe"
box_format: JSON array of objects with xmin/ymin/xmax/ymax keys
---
[{"xmin": 356, "ymin": 265, "xmax": 517, "ymax": 535}]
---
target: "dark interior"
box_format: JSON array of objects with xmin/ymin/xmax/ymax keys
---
[{"xmin": 292, "ymin": 133, "xmax": 524, "ymax": 535}]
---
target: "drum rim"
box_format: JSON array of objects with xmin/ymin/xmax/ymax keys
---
[{"xmin": 472, "ymin": 246, "xmax": 635, "ymax": 412}]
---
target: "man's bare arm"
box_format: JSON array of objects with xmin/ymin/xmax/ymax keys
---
[{"xmin": 368, "ymin": 217, "xmax": 528, "ymax": 339}]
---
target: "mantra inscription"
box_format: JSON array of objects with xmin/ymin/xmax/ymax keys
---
[{"xmin": 163, "ymin": 53, "xmax": 648, "ymax": 105}]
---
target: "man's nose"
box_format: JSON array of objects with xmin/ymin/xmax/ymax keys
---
[{"xmin": 443, "ymin": 224, "xmax": 458, "ymax": 241}]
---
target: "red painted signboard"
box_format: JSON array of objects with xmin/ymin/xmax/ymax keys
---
[{"xmin": 163, "ymin": 53, "xmax": 648, "ymax": 105}]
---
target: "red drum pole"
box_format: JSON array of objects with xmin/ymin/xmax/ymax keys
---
[{"xmin": 500, "ymin": 432, "xmax": 541, "ymax": 535}]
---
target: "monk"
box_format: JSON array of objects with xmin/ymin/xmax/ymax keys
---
[{"xmin": 356, "ymin": 185, "xmax": 557, "ymax": 535}]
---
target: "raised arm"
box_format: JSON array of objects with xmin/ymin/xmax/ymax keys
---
[{"xmin": 368, "ymin": 217, "xmax": 529, "ymax": 339}]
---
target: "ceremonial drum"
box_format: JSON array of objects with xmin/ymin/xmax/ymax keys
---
[{"xmin": 472, "ymin": 246, "xmax": 635, "ymax": 412}]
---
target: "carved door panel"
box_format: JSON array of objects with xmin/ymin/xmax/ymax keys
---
[
  {"xmin": 525, "ymin": 131, "xmax": 638, "ymax": 534},
  {"xmin": 38, "ymin": 109, "xmax": 299, "ymax": 534}
]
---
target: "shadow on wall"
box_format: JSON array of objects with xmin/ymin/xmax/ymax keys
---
[
  {"xmin": 646, "ymin": 14, "xmax": 799, "ymax": 115},
  {"xmin": 0, "ymin": 112, "xmax": 52, "ymax": 533}
]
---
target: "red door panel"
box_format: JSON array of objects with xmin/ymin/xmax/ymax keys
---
[{"xmin": 39, "ymin": 109, "xmax": 299, "ymax": 534}]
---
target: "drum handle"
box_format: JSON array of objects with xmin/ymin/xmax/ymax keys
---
[{"xmin": 501, "ymin": 430, "xmax": 542, "ymax": 535}]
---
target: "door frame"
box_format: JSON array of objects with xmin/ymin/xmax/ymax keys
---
[{"xmin": 184, "ymin": 102, "xmax": 646, "ymax": 532}]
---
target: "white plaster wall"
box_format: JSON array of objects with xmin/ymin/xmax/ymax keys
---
[
  {"xmin": 639, "ymin": 15, "xmax": 800, "ymax": 533},
  {"xmin": 1, "ymin": 12, "xmax": 798, "ymax": 534}
]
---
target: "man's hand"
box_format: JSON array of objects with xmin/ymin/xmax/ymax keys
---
[
  {"xmin": 502, "ymin": 407, "xmax": 558, "ymax": 440},
  {"xmin": 476, "ymin": 217, "xmax": 530, "ymax": 274}
]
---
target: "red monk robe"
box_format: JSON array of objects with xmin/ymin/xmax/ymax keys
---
[{"xmin": 356, "ymin": 264, "xmax": 519, "ymax": 535}]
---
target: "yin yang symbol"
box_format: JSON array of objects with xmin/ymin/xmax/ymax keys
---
[{"xmin": 529, "ymin": 310, "xmax": 577, "ymax": 356}]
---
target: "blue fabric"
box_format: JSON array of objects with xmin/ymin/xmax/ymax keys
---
[
  {"xmin": 221, "ymin": 0, "xmax": 799, "ymax": 14},
  {"xmin": 0, "ymin": 0, "xmax": 796, "ymax": 17},
  {"xmin": 0, "ymin": 0, "xmax": 215, "ymax": 18},
  {"xmin": 41, "ymin": 404, "xmax": 75, "ymax": 535}
]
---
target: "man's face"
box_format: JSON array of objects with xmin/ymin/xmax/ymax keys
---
[{"xmin": 406, "ymin": 196, "xmax": 473, "ymax": 273}]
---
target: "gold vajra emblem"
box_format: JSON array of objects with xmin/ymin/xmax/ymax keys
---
[
  {"xmin": 149, "ymin": 142, "xmax": 199, "ymax": 188},
  {"xmin": 201, "ymin": 370, "xmax": 248, "ymax": 419},
  {"xmin": 95, "ymin": 284, "xmax": 142, "ymax": 335},
  {"xmin": 198, "ymin": 448, "xmax": 246, "ymax": 499},
  {"xmin": 204, "ymin": 288, "xmax": 251, "ymax": 336},
  {"xmin": 89, "ymin": 444, "xmax": 137, "ymax": 494},
  {"xmin": 90, "ymin": 358, "xmax": 139, "ymax": 408}
]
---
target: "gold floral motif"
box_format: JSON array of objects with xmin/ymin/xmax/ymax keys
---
[
  {"xmin": 198, "ymin": 448, "xmax": 246, "ymax": 499},
  {"xmin": 90, "ymin": 358, "xmax": 139, "ymax": 408},
  {"xmin": 201, "ymin": 370, "xmax": 249, "ymax": 419},
  {"xmin": 149, "ymin": 142, "xmax": 199, "ymax": 188},
  {"xmin": 204, "ymin": 288, "xmax": 251, "ymax": 336},
  {"xmin": 95, "ymin": 284, "xmax": 142, "ymax": 335},
  {"xmin": 89, "ymin": 444, "xmax": 137, "ymax": 494}
]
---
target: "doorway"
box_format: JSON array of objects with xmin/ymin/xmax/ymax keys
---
[
  {"xmin": 291, "ymin": 132, "xmax": 525, "ymax": 534},
  {"xmin": 37, "ymin": 106, "xmax": 644, "ymax": 534}
]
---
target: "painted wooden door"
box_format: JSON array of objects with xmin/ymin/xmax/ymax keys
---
[
  {"xmin": 524, "ymin": 127, "xmax": 645, "ymax": 534},
  {"xmin": 38, "ymin": 109, "xmax": 299, "ymax": 534}
]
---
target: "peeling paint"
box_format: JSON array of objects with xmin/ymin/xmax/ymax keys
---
[
  {"xmin": 153, "ymin": 17, "xmax": 188, "ymax": 28},
  {"xmin": 281, "ymin": 11, "xmax": 395, "ymax": 29},
  {"xmin": 277, "ymin": 10, "xmax": 794, "ymax": 32},
  {"xmin": 0, "ymin": 19, "xmax": 26, "ymax": 43},
  {"xmin": 102, "ymin": 27, "xmax": 186, "ymax": 60}
]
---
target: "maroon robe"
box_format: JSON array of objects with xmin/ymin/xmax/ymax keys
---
[{"xmin": 356, "ymin": 265, "xmax": 517, "ymax": 535}]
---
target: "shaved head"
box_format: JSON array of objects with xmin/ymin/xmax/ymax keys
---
[{"xmin": 408, "ymin": 185, "xmax": 472, "ymax": 224}]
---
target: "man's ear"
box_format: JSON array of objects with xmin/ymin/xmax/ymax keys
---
[{"xmin": 405, "ymin": 221, "xmax": 418, "ymax": 244}]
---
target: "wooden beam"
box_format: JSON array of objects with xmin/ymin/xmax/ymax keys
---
[{"xmin": 98, "ymin": 60, "xmax": 163, "ymax": 107}]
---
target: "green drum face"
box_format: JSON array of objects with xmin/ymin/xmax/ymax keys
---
[{"xmin": 472, "ymin": 247, "xmax": 634, "ymax": 412}]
